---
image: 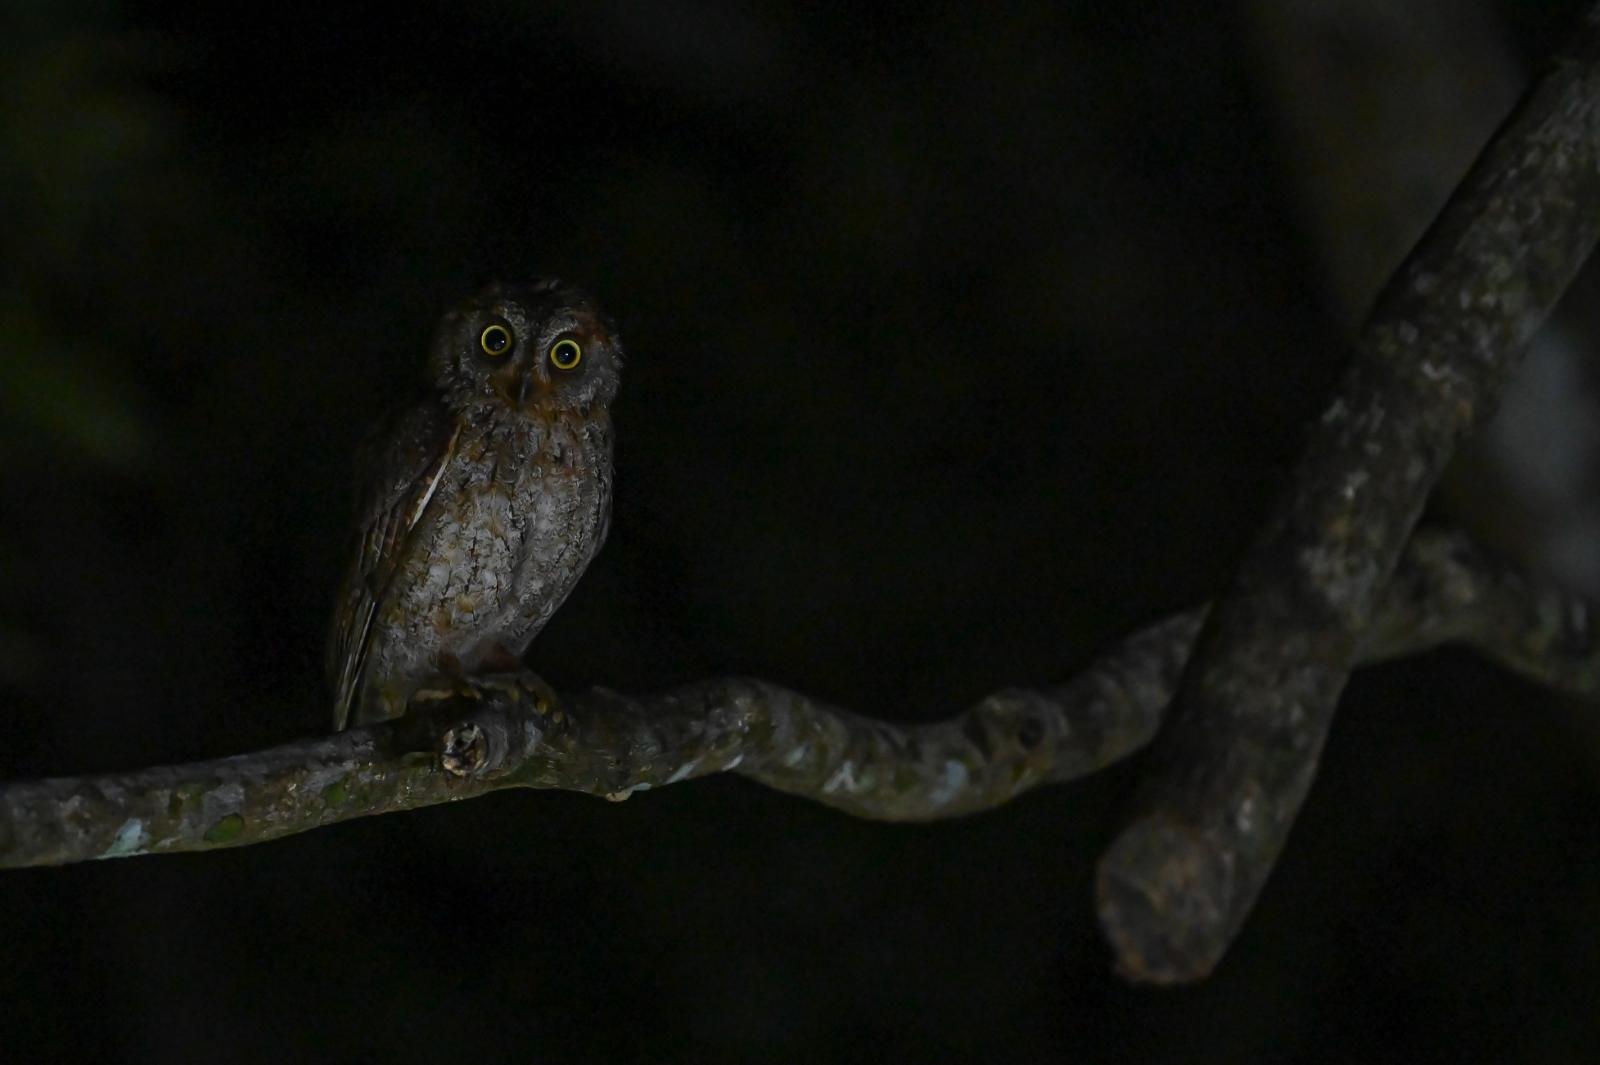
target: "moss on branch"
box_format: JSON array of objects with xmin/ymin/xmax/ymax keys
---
[{"xmin": 1, "ymin": 529, "xmax": 1595, "ymax": 870}]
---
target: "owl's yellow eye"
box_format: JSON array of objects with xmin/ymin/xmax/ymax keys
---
[
  {"xmin": 549, "ymin": 337, "xmax": 583, "ymax": 371},
  {"xmin": 479, "ymin": 323, "xmax": 513, "ymax": 357}
]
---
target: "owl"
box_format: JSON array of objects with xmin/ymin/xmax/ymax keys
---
[{"xmin": 327, "ymin": 279, "xmax": 622, "ymax": 730}]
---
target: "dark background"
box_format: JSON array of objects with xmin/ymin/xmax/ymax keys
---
[{"xmin": 5, "ymin": 1, "xmax": 1600, "ymax": 1061}]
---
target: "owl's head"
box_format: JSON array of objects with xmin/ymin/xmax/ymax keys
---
[{"xmin": 429, "ymin": 279, "xmax": 623, "ymax": 417}]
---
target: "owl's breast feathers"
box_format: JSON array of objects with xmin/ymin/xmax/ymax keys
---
[{"xmin": 327, "ymin": 397, "xmax": 613, "ymax": 728}]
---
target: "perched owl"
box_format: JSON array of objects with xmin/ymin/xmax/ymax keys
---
[{"xmin": 327, "ymin": 279, "xmax": 622, "ymax": 730}]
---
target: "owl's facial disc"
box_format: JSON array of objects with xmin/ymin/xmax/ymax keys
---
[
  {"xmin": 507, "ymin": 316, "xmax": 612, "ymax": 414},
  {"xmin": 518, "ymin": 334, "xmax": 585, "ymax": 404},
  {"xmin": 432, "ymin": 279, "xmax": 622, "ymax": 415},
  {"xmin": 486, "ymin": 340, "xmax": 566, "ymax": 410}
]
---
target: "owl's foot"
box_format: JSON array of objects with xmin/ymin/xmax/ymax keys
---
[{"xmin": 410, "ymin": 652, "xmax": 552, "ymax": 718}]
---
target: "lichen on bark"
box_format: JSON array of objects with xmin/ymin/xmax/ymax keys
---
[
  {"xmin": 1097, "ymin": 3, "xmax": 1600, "ymax": 984},
  {"xmin": 2, "ymin": 528, "xmax": 1597, "ymax": 870}
]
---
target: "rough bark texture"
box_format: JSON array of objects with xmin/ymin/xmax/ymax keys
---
[
  {"xmin": 3, "ymin": 529, "xmax": 1597, "ymax": 870},
  {"xmin": 1097, "ymin": 5, "xmax": 1600, "ymax": 985}
]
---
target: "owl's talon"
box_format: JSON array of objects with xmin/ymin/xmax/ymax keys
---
[{"xmin": 468, "ymin": 672, "xmax": 530, "ymax": 701}]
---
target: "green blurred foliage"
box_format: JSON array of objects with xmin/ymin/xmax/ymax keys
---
[{"xmin": 0, "ymin": 306, "xmax": 146, "ymax": 466}]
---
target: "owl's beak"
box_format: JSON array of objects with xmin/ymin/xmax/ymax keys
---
[{"xmin": 517, "ymin": 368, "xmax": 551, "ymax": 407}]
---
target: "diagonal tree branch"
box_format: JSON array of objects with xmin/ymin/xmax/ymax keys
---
[
  {"xmin": 2, "ymin": 528, "xmax": 1596, "ymax": 870},
  {"xmin": 1096, "ymin": 3, "xmax": 1600, "ymax": 985}
]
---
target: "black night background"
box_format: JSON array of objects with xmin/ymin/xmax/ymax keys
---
[{"xmin": 5, "ymin": 2, "xmax": 1600, "ymax": 1061}]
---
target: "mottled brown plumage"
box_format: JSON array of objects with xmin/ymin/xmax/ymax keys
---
[{"xmin": 327, "ymin": 280, "xmax": 621, "ymax": 729}]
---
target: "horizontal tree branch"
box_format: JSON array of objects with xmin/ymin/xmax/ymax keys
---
[
  {"xmin": 1, "ymin": 528, "xmax": 1595, "ymax": 870},
  {"xmin": 1097, "ymin": 3, "xmax": 1600, "ymax": 985}
]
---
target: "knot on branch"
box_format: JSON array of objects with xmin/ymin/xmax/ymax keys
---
[
  {"xmin": 440, "ymin": 723, "xmax": 489, "ymax": 778},
  {"xmin": 433, "ymin": 703, "xmax": 542, "ymax": 781},
  {"xmin": 420, "ymin": 670, "xmax": 559, "ymax": 781},
  {"xmin": 966, "ymin": 690, "xmax": 1057, "ymax": 767}
]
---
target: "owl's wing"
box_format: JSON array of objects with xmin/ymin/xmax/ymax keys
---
[{"xmin": 327, "ymin": 398, "xmax": 462, "ymax": 730}]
